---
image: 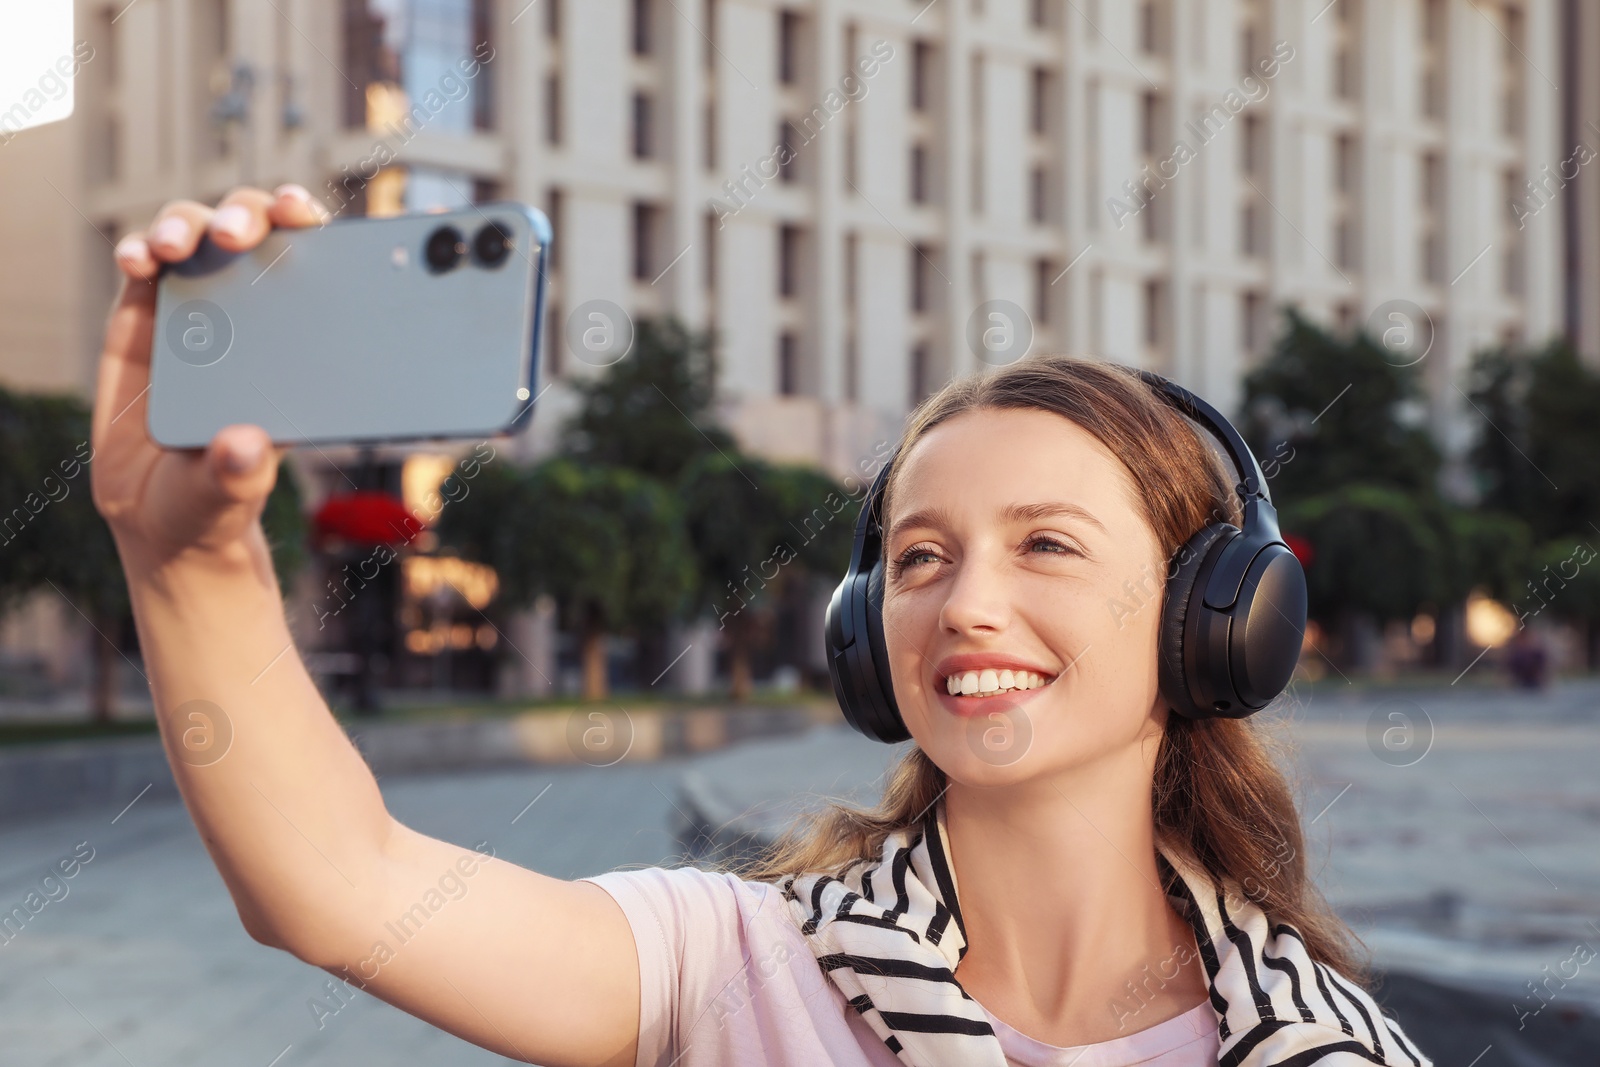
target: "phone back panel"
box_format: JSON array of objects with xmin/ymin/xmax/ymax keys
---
[{"xmin": 148, "ymin": 203, "xmax": 550, "ymax": 449}]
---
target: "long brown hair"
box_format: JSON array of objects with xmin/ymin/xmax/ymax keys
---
[{"xmin": 738, "ymin": 355, "xmax": 1371, "ymax": 985}]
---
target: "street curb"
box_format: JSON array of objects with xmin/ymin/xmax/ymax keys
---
[{"xmin": 0, "ymin": 701, "xmax": 842, "ymax": 824}]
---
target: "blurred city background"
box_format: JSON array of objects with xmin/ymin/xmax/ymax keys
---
[{"xmin": 1, "ymin": 0, "xmax": 1599, "ymax": 1064}]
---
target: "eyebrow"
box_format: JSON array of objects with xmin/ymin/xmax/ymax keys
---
[{"xmin": 886, "ymin": 501, "xmax": 1107, "ymax": 542}]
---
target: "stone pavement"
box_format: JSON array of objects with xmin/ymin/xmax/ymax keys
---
[
  {"xmin": 2, "ymin": 679, "xmax": 1598, "ymax": 1065},
  {"xmin": 0, "ymin": 759, "xmax": 688, "ymax": 1067}
]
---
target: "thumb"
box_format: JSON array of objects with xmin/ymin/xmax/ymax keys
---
[{"xmin": 205, "ymin": 424, "xmax": 282, "ymax": 506}]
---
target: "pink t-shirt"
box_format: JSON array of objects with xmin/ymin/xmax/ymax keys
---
[{"xmin": 582, "ymin": 864, "xmax": 1220, "ymax": 1067}]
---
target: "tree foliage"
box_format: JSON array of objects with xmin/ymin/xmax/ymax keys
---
[
  {"xmin": 558, "ymin": 318, "xmax": 736, "ymax": 484},
  {"xmin": 1238, "ymin": 311, "xmax": 1547, "ymax": 659},
  {"xmin": 1240, "ymin": 308, "xmax": 1441, "ymax": 501},
  {"xmin": 0, "ymin": 386, "xmax": 305, "ymax": 718},
  {"xmin": 1466, "ymin": 341, "xmax": 1600, "ymax": 544}
]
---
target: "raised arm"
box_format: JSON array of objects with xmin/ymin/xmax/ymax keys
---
[{"xmin": 97, "ymin": 188, "xmax": 640, "ymax": 1067}]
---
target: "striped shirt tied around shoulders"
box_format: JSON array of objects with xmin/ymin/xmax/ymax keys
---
[{"xmin": 779, "ymin": 799, "xmax": 1431, "ymax": 1067}]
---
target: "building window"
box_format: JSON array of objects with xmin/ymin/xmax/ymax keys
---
[
  {"xmin": 844, "ymin": 336, "xmax": 859, "ymax": 403},
  {"xmin": 911, "ymin": 245, "xmax": 933, "ymax": 313},
  {"xmin": 1241, "ymin": 114, "xmax": 1265, "ymax": 177},
  {"xmin": 1241, "ymin": 201, "xmax": 1265, "ymax": 258},
  {"xmin": 1138, "ymin": 1, "xmax": 1168, "ymax": 56},
  {"xmin": 632, "ymin": 92, "xmax": 654, "ymax": 158},
  {"xmin": 633, "ymin": 0, "xmax": 653, "ymax": 55},
  {"xmin": 1502, "ymin": 169, "xmax": 1524, "ymax": 295},
  {"xmin": 1501, "ymin": 5, "xmax": 1524, "ymax": 136},
  {"xmin": 912, "ymin": 41, "xmax": 933, "ymax": 111},
  {"xmin": 1333, "ymin": 134, "xmax": 1360, "ymax": 272},
  {"xmin": 779, "ymin": 225, "xmax": 802, "ymax": 297},
  {"xmin": 703, "ymin": 102, "xmax": 716, "ymax": 169},
  {"xmin": 545, "ymin": 186, "xmax": 563, "ymax": 274},
  {"xmin": 778, "ymin": 120, "xmax": 798, "ymax": 182},
  {"xmin": 1332, "ymin": 0, "xmax": 1360, "ymax": 101},
  {"xmin": 1034, "ymin": 258, "xmax": 1054, "ymax": 325},
  {"xmin": 633, "ymin": 202, "xmax": 658, "ymax": 280},
  {"xmin": 845, "ymin": 232, "xmax": 858, "ymax": 306},
  {"xmin": 1139, "ymin": 92, "xmax": 1168, "ymax": 243},
  {"xmin": 1242, "ymin": 291, "xmax": 1266, "ymax": 355},
  {"xmin": 910, "ymin": 143, "xmax": 929, "ymax": 203},
  {"xmin": 1029, "ymin": 0, "xmax": 1053, "ymax": 29},
  {"xmin": 1144, "ymin": 279, "xmax": 1165, "ymax": 349},
  {"xmin": 1420, "ymin": 152, "xmax": 1444, "ymax": 285},
  {"xmin": 704, "ymin": 211, "xmax": 717, "ymax": 288},
  {"xmin": 1030, "ymin": 165, "xmax": 1048, "ymax": 223},
  {"xmin": 544, "ymin": 73, "xmax": 562, "ymax": 145},
  {"xmin": 545, "ymin": 300, "xmax": 563, "ymax": 377},
  {"xmin": 546, "ymin": 0, "xmax": 560, "ymax": 39},
  {"xmin": 1030, "ymin": 67, "xmax": 1052, "ymax": 135},
  {"xmin": 779, "ymin": 10, "xmax": 802, "ymax": 85},
  {"xmin": 342, "ymin": 0, "xmax": 496, "ymax": 132},
  {"xmin": 909, "ymin": 344, "xmax": 931, "ymax": 408},
  {"xmin": 1420, "ymin": 0, "xmax": 1446, "ymax": 119},
  {"xmin": 778, "ymin": 333, "xmax": 800, "ymax": 395},
  {"xmin": 1239, "ymin": 0, "xmax": 1262, "ymax": 76}
]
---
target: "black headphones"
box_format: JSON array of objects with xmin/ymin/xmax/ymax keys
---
[{"xmin": 824, "ymin": 369, "xmax": 1308, "ymax": 743}]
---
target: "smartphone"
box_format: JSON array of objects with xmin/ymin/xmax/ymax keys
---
[{"xmin": 147, "ymin": 202, "xmax": 551, "ymax": 449}]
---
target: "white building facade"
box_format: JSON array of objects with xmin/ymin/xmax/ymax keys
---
[
  {"xmin": 0, "ymin": 0, "xmax": 1568, "ymax": 692},
  {"xmin": 0, "ymin": 0, "xmax": 1567, "ymax": 471}
]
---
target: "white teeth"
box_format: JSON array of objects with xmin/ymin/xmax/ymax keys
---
[{"xmin": 944, "ymin": 669, "xmax": 1050, "ymax": 696}]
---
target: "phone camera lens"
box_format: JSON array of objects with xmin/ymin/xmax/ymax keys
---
[
  {"xmin": 424, "ymin": 226, "xmax": 467, "ymax": 273},
  {"xmin": 473, "ymin": 222, "xmax": 514, "ymax": 269}
]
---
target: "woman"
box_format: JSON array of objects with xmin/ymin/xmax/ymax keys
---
[{"xmin": 101, "ymin": 190, "xmax": 1428, "ymax": 1066}]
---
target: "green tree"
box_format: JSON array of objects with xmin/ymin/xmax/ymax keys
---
[
  {"xmin": 437, "ymin": 458, "xmax": 695, "ymax": 699},
  {"xmin": 0, "ymin": 387, "xmax": 305, "ymax": 720},
  {"xmin": 559, "ymin": 317, "xmax": 735, "ymax": 484},
  {"xmin": 1282, "ymin": 484, "xmax": 1449, "ymax": 630},
  {"xmin": 1520, "ymin": 536, "xmax": 1600, "ymax": 668},
  {"xmin": 1240, "ymin": 308, "xmax": 1441, "ymax": 502},
  {"xmin": 1467, "ymin": 341, "xmax": 1600, "ymax": 544},
  {"xmin": 678, "ymin": 454, "xmax": 855, "ymax": 699}
]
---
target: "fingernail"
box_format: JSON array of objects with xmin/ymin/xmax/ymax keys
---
[
  {"xmin": 212, "ymin": 205, "xmax": 252, "ymax": 241},
  {"xmin": 115, "ymin": 236, "xmax": 149, "ymax": 262},
  {"xmin": 279, "ymin": 184, "xmax": 331, "ymax": 223},
  {"xmin": 223, "ymin": 437, "xmax": 264, "ymax": 475},
  {"xmin": 150, "ymin": 216, "xmax": 188, "ymax": 250}
]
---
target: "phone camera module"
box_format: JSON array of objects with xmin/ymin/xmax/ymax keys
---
[
  {"xmin": 473, "ymin": 222, "xmax": 514, "ymax": 269},
  {"xmin": 424, "ymin": 226, "xmax": 467, "ymax": 273}
]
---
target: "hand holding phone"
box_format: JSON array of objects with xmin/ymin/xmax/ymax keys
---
[{"xmin": 95, "ymin": 186, "xmax": 341, "ymax": 571}]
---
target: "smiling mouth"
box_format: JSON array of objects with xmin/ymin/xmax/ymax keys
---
[{"xmin": 942, "ymin": 668, "xmax": 1056, "ymax": 697}]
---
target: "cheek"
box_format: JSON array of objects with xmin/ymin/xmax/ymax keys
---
[{"xmin": 881, "ymin": 588, "xmax": 936, "ymax": 691}]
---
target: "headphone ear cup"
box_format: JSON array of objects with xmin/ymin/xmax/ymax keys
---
[
  {"xmin": 1157, "ymin": 523, "xmax": 1237, "ymax": 721},
  {"xmin": 1227, "ymin": 541, "xmax": 1308, "ymax": 708},
  {"xmin": 825, "ymin": 558, "xmax": 908, "ymax": 743}
]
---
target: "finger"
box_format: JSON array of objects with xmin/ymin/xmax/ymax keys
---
[
  {"xmin": 268, "ymin": 183, "xmax": 333, "ymax": 229},
  {"xmin": 205, "ymin": 424, "xmax": 283, "ymax": 506},
  {"xmin": 208, "ymin": 187, "xmax": 278, "ymax": 253},
  {"xmin": 142, "ymin": 200, "xmax": 216, "ymax": 262},
  {"xmin": 113, "ymin": 233, "xmax": 160, "ymax": 283}
]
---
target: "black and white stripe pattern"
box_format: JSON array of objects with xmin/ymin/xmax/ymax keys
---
[{"xmin": 779, "ymin": 800, "xmax": 1431, "ymax": 1067}]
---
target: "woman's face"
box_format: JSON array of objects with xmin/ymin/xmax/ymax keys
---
[{"xmin": 881, "ymin": 406, "xmax": 1170, "ymax": 787}]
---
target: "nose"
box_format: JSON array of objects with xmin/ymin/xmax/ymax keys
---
[{"xmin": 936, "ymin": 549, "xmax": 1013, "ymax": 637}]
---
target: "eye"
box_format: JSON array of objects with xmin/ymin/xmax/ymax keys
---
[
  {"xmin": 1022, "ymin": 533, "xmax": 1078, "ymax": 556},
  {"xmin": 891, "ymin": 543, "xmax": 941, "ymax": 575}
]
